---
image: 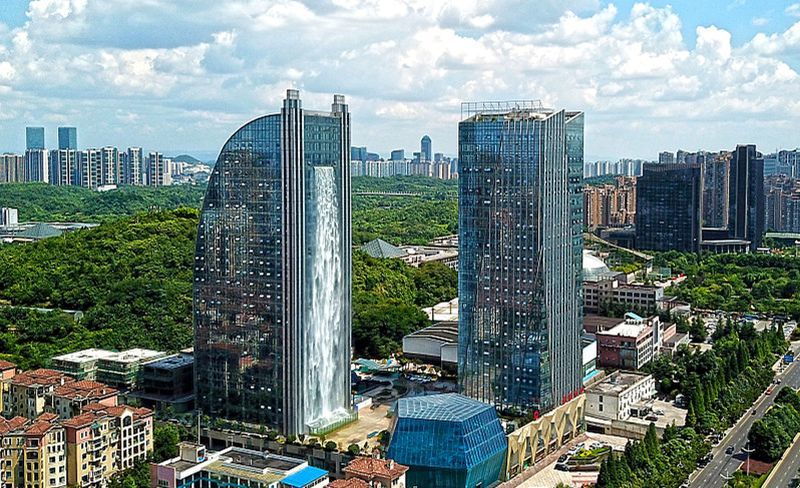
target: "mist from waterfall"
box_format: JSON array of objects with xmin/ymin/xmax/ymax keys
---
[{"xmin": 305, "ymin": 166, "xmax": 347, "ymax": 427}]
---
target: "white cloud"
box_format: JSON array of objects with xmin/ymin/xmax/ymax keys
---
[
  {"xmin": 752, "ymin": 17, "xmax": 769, "ymax": 27},
  {"xmin": 0, "ymin": 0, "xmax": 798, "ymax": 158},
  {"xmin": 787, "ymin": 3, "xmax": 800, "ymax": 17}
]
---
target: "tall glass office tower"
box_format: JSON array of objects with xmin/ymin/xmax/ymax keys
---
[
  {"xmin": 26, "ymin": 127, "xmax": 45, "ymax": 150},
  {"xmin": 458, "ymin": 101, "xmax": 584, "ymax": 415},
  {"xmin": 58, "ymin": 127, "xmax": 77, "ymax": 150},
  {"xmin": 194, "ymin": 90, "xmax": 352, "ymax": 435}
]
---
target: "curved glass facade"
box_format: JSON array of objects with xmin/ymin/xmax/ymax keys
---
[
  {"xmin": 458, "ymin": 105, "xmax": 584, "ymax": 415},
  {"xmin": 194, "ymin": 90, "xmax": 351, "ymax": 435}
]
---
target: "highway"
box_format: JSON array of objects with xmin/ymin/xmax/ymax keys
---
[
  {"xmin": 690, "ymin": 343, "xmax": 800, "ymax": 488},
  {"xmin": 763, "ymin": 434, "xmax": 800, "ymax": 488}
]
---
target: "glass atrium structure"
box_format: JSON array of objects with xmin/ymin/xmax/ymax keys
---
[
  {"xmin": 194, "ymin": 89, "xmax": 352, "ymax": 435},
  {"xmin": 387, "ymin": 393, "xmax": 507, "ymax": 488},
  {"xmin": 458, "ymin": 101, "xmax": 584, "ymax": 415}
]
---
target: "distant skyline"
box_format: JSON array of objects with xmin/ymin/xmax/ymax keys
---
[{"xmin": 1, "ymin": 0, "xmax": 799, "ymax": 160}]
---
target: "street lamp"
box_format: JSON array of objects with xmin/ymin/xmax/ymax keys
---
[{"xmin": 743, "ymin": 441, "xmax": 754, "ymax": 477}]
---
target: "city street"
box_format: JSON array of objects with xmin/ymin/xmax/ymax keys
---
[
  {"xmin": 763, "ymin": 434, "xmax": 800, "ymax": 488},
  {"xmin": 690, "ymin": 343, "xmax": 800, "ymax": 488}
]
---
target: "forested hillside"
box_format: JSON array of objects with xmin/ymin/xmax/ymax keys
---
[
  {"xmin": 0, "ymin": 183, "xmax": 206, "ymax": 222},
  {"xmin": 0, "ymin": 206, "xmax": 457, "ymax": 367}
]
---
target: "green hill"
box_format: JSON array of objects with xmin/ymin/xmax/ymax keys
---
[{"xmin": 0, "ymin": 183, "xmax": 206, "ymax": 222}]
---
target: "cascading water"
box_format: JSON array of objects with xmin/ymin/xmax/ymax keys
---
[{"xmin": 305, "ymin": 166, "xmax": 348, "ymax": 429}]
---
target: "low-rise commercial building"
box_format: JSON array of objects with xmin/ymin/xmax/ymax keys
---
[
  {"xmin": 582, "ymin": 252, "xmax": 664, "ymax": 314},
  {"xmin": 595, "ymin": 314, "xmax": 659, "ymax": 370},
  {"xmin": 96, "ymin": 349, "xmax": 167, "ymax": 390},
  {"xmin": 133, "ymin": 353, "xmax": 195, "ymax": 412},
  {"xmin": 151, "ymin": 443, "xmax": 329, "ymax": 488},
  {"xmin": 401, "ymin": 321, "xmax": 457, "ymax": 368},
  {"xmin": 585, "ymin": 371, "xmax": 656, "ymax": 421},
  {"xmin": 52, "ymin": 349, "xmax": 117, "ymax": 381},
  {"xmin": 387, "ymin": 394, "xmax": 507, "ymax": 488}
]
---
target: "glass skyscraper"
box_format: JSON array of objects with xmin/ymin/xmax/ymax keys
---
[
  {"xmin": 457, "ymin": 101, "xmax": 584, "ymax": 416},
  {"xmin": 420, "ymin": 135, "xmax": 432, "ymax": 162},
  {"xmin": 194, "ymin": 89, "xmax": 352, "ymax": 435},
  {"xmin": 26, "ymin": 127, "xmax": 45, "ymax": 150},
  {"xmin": 58, "ymin": 127, "xmax": 77, "ymax": 150},
  {"xmin": 635, "ymin": 163, "xmax": 703, "ymax": 252},
  {"xmin": 729, "ymin": 144, "xmax": 765, "ymax": 251}
]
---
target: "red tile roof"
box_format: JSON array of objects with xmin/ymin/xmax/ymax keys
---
[
  {"xmin": 344, "ymin": 457, "xmax": 409, "ymax": 481},
  {"xmin": 0, "ymin": 359, "xmax": 16, "ymax": 370},
  {"xmin": 61, "ymin": 412, "xmax": 101, "ymax": 429},
  {"xmin": 82, "ymin": 403, "xmax": 153, "ymax": 421},
  {"xmin": 329, "ymin": 480, "xmax": 369, "ymax": 488},
  {"xmin": 12, "ymin": 369, "xmax": 71, "ymax": 387},
  {"xmin": 35, "ymin": 413, "xmax": 58, "ymax": 422},
  {"xmin": 0, "ymin": 416, "xmax": 29, "ymax": 434},
  {"xmin": 53, "ymin": 380, "xmax": 117, "ymax": 400},
  {"xmin": 25, "ymin": 420, "xmax": 56, "ymax": 436}
]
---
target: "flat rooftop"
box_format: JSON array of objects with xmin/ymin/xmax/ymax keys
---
[
  {"xmin": 587, "ymin": 372, "xmax": 651, "ymax": 396},
  {"xmin": 423, "ymin": 298, "xmax": 458, "ymax": 322},
  {"xmin": 100, "ymin": 348, "xmax": 164, "ymax": 364},
  {"xmin": 597, "ymin": 321, "xmax": 650, "ymax": 339},
  {"xmin": 52, "ymin": 348, "xmax": 116, "ymax": 363},
  {"xmin": 584, "ymin": 315, "xmax": 624, "ymax": 333},
  {"xmin": 143, "ymin": 353, "xmax": 193, "ymax": 370},
  {"xmin": 225, "ymin": 449, "xmax": 302, "ymax": 472}
]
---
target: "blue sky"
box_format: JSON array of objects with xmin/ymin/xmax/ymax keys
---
[{"xmin": 0, "ymin": 0, "xmax": 799, "ymax": 160}]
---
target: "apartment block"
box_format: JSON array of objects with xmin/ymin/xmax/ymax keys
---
[
  {"xmin": 3, "ymin": 369, "xmax": 72, "ymax": 419},
  {"xmin": 49, "ymin": 381, "xmax": 118, "ymax": 419}
]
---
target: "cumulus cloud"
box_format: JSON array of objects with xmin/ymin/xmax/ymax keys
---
[{"xmin": 0, "ymin": 0, "xmax": 798, "ymax": 158}]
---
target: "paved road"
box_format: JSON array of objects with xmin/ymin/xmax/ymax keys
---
[
  {"xmin": 764, "ymin": 434, "xmax": 800, "ymax": 488},
  {"xmin": 690, "ymin": 343, "xmax": 800, "ymax": 488}
]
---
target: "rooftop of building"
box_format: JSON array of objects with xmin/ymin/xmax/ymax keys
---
[
  {"xmin": 404, "ymin": 321, "xmax": 458, "ymax": 344},
  {"xmin": 360, "ymin": 238, "xmax": 406, "ymax": 259},
  {"xmin": 0, "ymin": 416, "xmax": 28, "ymax": 434},
  {"xmin": 143, "ymin": 353, "xmax": 194, "ymax": 370},
  {"xmin": 53, "ymin": 380, "xmax": 117, "ymax": 400},
  {"xmin": 100, "ymin": 348, "xmax": 164, "ymax": 364},
  {"xmin": 206, "ymin": 459, "xmax": 285, "ymax": 485},
  {"xmin": 224, "ymin": 448, "xmax": 303, "ymax": 472},
  {"xmin": 583, "ymin": 251, "xmax": 620, "ymax": 282},
  {"xmin": 396, "ymin": 393, "xmax": 494, "ymax": 422},
  {"xmin": 61, "ymin": 412, "xmax": 103, "ymax": 429},
  {"xmin": 596, "ymin": 317, "xmax": 652, "ymax": 339},
  {"xmin": 82, "ymin": 402, "xmax": 152, "ymax": 420},
  {"xmin": 280, "ymin": 466, "xmax": 328, "ymax": 488},
  {"xmin": 12, "ymin": 368, "xmax": 71, "ymax": 387},
  {"xmin": 0, "ymin": 359, "xmax": 16, "ymax": 370},
  {"xmin": 52, "ymin": 348, "xmax": 117, "ymax": 363},
  {"xmin": 344, "ymin": 457, "xmax": 408, "ymax": 480},
  {"xmin": 422, "ymin": 297, "xmax": 459, "ymax": 322},
  {"xmin": 329, "ymin": 479, "xmax": 369, "ymax": 488},
  {"xmin": 584, "ymin": 315, "xmax": 625, "ymax": 333},
  {"xmin": 586, "ymin": 371, "xmax": 652, "ymax": 396}
]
